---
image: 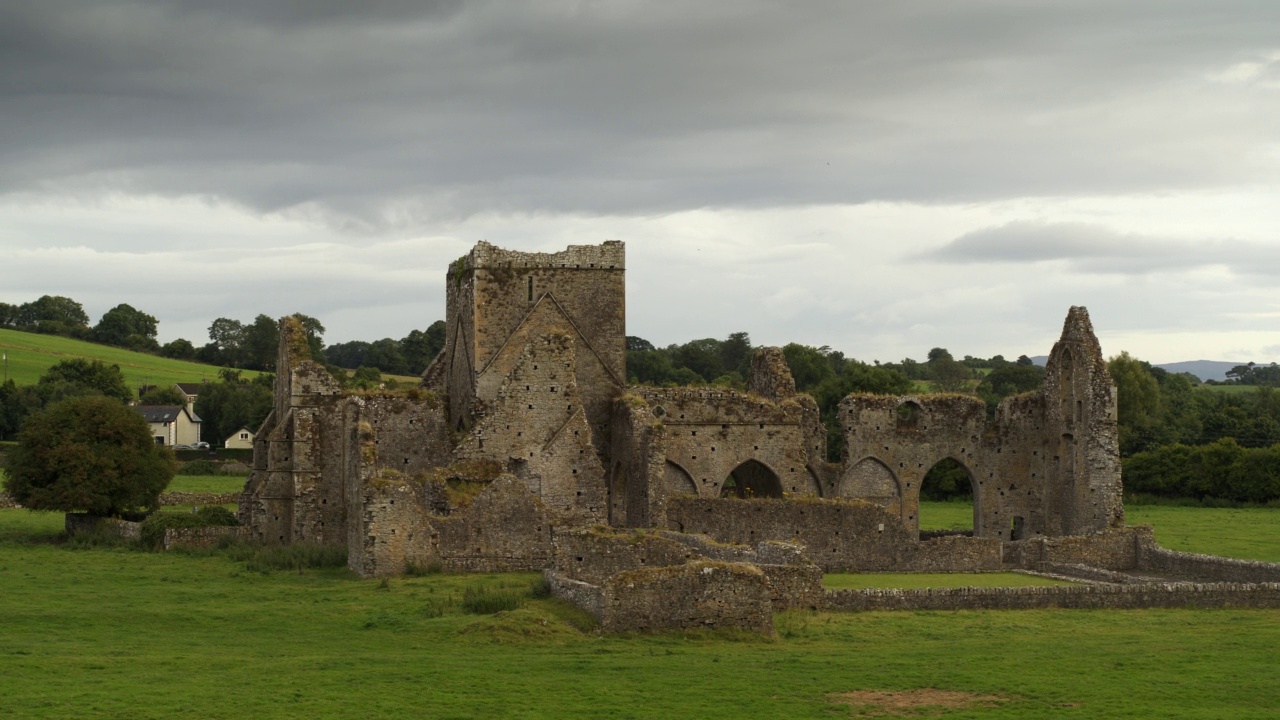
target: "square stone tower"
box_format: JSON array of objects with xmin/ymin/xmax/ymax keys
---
[{"xmin": 441, "ymin": 241, "xmax": 626, "ymax": 452}]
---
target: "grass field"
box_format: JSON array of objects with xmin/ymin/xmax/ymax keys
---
[
  {"xmin": 168, "ymin": 474, "xmax": 248, "ymax": 494},
  {"xmin": 919, "ymin": 501, "xmax": 1280, "ymax": 562},
  {"xmin": 0, "ymin": 327, "xmax": 259, "ymax": 388},
  {"xmin": 3, "ymin": 503, "xmax": 1280, "ymax": 718},
  {"xmin": 1, "ymin": 506, "xmax": 1278, "ymax": 718}
]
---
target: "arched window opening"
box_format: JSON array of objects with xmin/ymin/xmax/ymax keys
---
[
  {"xmin": 896, "ymin": 401, "xmax": 922, "ymax": 431},
  {"xmin": 720, "ymin": 459, "xmax": 783, "ymax": 499},
  {"xmin": 918, "ymin": 457, "xmax": 976, "ymax": 537}
]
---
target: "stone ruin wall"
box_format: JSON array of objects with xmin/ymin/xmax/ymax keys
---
[
  {"xmin": 665, "ymin": 496, "xmax": 1002, "ymax": 573},
  {"xmin": 547, "ymin": 527, "xmax": 823, "ymax": 631},
  {"xmin": 241, "ymin": 247, "xmax": 1134, "ymax": 597},
  {"xmin": 443, "ymin": 241, "xmax": 625, "ymax": 449}
]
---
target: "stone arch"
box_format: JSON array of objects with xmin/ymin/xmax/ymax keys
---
[
  {"xmin": 720, "ymin": 459, "xmax": 784, "ymax": 499},
  {"xmin": 895, "ymin": 400, "xmax": 923, "ymax": 431},
  {"xmin": 663, "ymin": 460, "xmax": 697, "ymax": 498},
  {"xmin": 839, "ymin": 456, "xmax": 900, "ymax": 501},
  {"xmin": 917, "ymin": 456, "xmax": 980, "ymax": 534}
]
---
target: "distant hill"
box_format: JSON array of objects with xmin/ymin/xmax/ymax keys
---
[
  {"xmin": 0, "ymin": 328, "xmax": 258, "ymax": 389},
  {"xmin": 1026, "ymin": 355, "xmax": 1243, "ymax": 382},
  {"xmin": 1153, "ymin": 360, "xmax": 1246, "ymax": 383}
]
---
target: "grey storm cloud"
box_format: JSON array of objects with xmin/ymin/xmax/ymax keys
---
[
  {"xmin": 2, "ymin": 1, "xmax": 1279, "ymax": 225},
  {"xmin": 928, "ymin": 221, "xmax": 1280, "ymax": 276}
]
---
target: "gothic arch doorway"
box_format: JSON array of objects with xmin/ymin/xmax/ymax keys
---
[{"xmin": 720, "ymin": 459, "xmax": 784, "ymax": 499}]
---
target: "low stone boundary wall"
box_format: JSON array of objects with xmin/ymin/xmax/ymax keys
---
[
  {"xmin": 158, "ymin": 492, "xmax": 240, "ymax": 507},
  {"xmin": 822, "ymin": 582, "xmax": 1280, "ymax": 612},
  {"xmin": 0, "ymin": 492, "xmax": 20, "ymax": 509},
  {"xmin": 1038, "ymin": 562, "xmax": 1136, "ymax": 584},
  {"xmin": 545, "ymin": 571, "xmax": 605, "ymax": 620},
  {"xmin": 162, "ymin": 526, "xmax": 250, "ymax": 551},
  {"xmin": 1003, "ymin": 526, "xmax": 1151, "ymax": 571},
  {"xmin": 1138, "ymin": 546, "xmax": 1280, "ymax": 583},
  {"xmin": 600, "ymin": 561, "xmax": 773, "ymax": 634},
  {"xmin": 910, "ymin": 535, "xmax": 1002, "ymax": 572}
]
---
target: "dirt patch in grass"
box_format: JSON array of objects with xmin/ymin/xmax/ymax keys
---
[{"xmin": 826, "ymin": 689, "xmax": 1012, "ymax": 716}]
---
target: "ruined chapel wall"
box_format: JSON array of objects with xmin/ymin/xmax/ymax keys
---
[
  {"xmin": 1041, "ymin": 306, "xmax": 1124, "ymax": 535},
  {"xmin": 451, "ymin": 242, "xmax": 626, "ymax": 441},
  {"xmin": 635, "ymin": 388, "xmax": 824, "ymax": 499},
  {"xmin": 352, "ymin": 475, "xmax": 554, "ymax": 577},
  {"xmin": 599, "ymin": 561, "xmax": 774, "ymax": 634},
  {"xmin": 986, "ymin": 392, "xmax": 1053, "ymax": 540},
  {"xmin": 609, "ymin": 396, "xmax": 667, "ymax": 527},
  {"xmin": 666, "ymin": 496, "xmax": 919, "ymax": 572},
  {"xmin": 839, "ymin": 394, "xmax": 991, "ymax": 533}
]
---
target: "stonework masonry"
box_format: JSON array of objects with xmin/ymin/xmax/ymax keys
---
[{"xmin": 237, "ymin": 240, "xmax": 1280, "ymax": 630}]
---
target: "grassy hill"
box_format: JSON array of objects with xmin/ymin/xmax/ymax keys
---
[{"xmin": 0, "ymin": 328, "xmax": 259, "ymax": 388}]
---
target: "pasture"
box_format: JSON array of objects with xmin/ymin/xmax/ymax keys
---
[
  {"xmin": 1, "ymin": 503, "xmax": 1278, "ymax": 718},
  {"xmin": 0, "ymin": 327, "xmax": 259, "ymax": 388}
]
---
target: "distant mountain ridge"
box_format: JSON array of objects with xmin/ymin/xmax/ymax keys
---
[{"xmin": 1027, "ymin": 356, "xmax": 1246, "ymax": 382}]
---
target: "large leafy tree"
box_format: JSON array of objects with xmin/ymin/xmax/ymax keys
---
[
  {"xmin": 92, "ymin": 303, "xmax": 159, "ymax": 351},
  {"xmin": 37, "ymin": 358, "xmax": 132, "ymax": 404},
  {"xmin": 194, "ymin": 371, "xmax": 273, "ymax": 448},
  {"xmin": 4, "ymin": 395, "xmax": 176, "ymax": 516}
]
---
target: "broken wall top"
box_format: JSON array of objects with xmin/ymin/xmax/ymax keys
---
[{"xmin": 450, "ymin": 241, "xmax": 625, "ymax": 276}]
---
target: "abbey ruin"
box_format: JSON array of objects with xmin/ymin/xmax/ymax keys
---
[{"xmin": 239, "ymin": 241, "xmax": 1280, "ymax": 632}]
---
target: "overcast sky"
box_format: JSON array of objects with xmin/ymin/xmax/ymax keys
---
[{"xmin": 3, "ymin": 1, "xmax": 1279, "ymax": 364}]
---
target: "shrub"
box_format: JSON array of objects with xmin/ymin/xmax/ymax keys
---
[
  {"xmin": 179, "ymin": 459, "xmax": 222, "ymax": 476},
  {"xmin": 138, "ymin": 507, "xmax": 239, "ymax": 549},
  {"xmin": 227, "ymin": 543, "xmax": 348, "ymax": 574}
]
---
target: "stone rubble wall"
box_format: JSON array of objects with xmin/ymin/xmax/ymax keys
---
[
  {"xmin": 1002, "ymin": 526, "xmax": 1150, "ymax": 571},
  {"xmin": 353, "ymin": 474, "xmax": 553, "ymax": 577},
  {"xmin": 159, "ymin": 492, "xmax": 241, "ymax": 506},
  {"xmin": 823, "ymin": 582, "xmax": 1280, "ymax": 612},
  {"xmin": 163, "ymin": 526, "xmax": 250, "ymax": 551},
  {"xmin": 1137, "ymin": 545, "xmax": 1280, "ymax": 583},
  {"xmin": 544, "ymin": 571, "xmax": 605, "ymax": 620},
  {"xmin": 600, "ymin": 561, "xmax": 774, "ymax": 634}
]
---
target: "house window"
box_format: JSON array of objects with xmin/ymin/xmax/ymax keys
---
[
  {"xmin": 154, "ymin": 437, "xmax": 165, "ymax": 445},
  {"xmin": 240, "ymin": 433, "xmax": 248, "ymax": 440}
]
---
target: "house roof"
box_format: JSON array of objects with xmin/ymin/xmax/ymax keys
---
[
  {"xmin": 225, "ymin": 426, "xmax": 255, "ymax": 440},
  {"xmin": 135, "ymin": 405, "xmax": 201, "ymax": 424},
  {"xmin": 174, "ymin": 382, "xmax": 204, "ymax": 396}
]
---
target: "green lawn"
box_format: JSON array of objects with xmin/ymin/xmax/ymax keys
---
[
  {"xmin": 168, "ymin": 474, "xmax": 247, "ymax": 494},
  {"xmin": 1, "ymin": 506, "xmax": 1279, "ymax": 718},
  {"xmin": 0, "ymin": 327, "xmax": 259, "ymax": 387}
]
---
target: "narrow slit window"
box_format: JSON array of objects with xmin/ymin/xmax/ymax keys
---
[{"xmin": 528, "ymin": 276, "xmax": 533, "ymax": 301}]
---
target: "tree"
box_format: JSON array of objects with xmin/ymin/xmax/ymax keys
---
[
  {"xmin": 781, "ymin": 343, "xmax": 835, "ymax": 390},
  {"xmin": 37, "ymin": 359, "xmax": 132, "ymax": 404},
  {"xmin": 207, "ymin": 317, "xmax": 245, "ymax": 366},
  {"xmin": 16, "ymin": 295, "xmax": 90, "ymax": 332},
  {"xmin": 0, "ymin": 380, "xmax": 41, "ymax": 441},
  {"xmin": 325, "ymin": 340, "xmax": 370, "ymax": 369},
  {"xmin": 160, "ymin": 338, "xmax": 197, "ymax": 360},
  {"xmin": 927, "ymin": 349, "xmax": 971, "ymax": 393},
  {"xmin": 4, "ymin": 395, "xmax": 176, "ymax": 516},
  {"xmin": 194, "ymin": 372, "xmax": 273, "ymax": 447},
  {"xmin": 1107, "ymin": 351, "xmax": 1163, "ymax": 454},
  {"xmin": 139, "ymin": 386, "xmax": 187, "ymax": 406},
  {"xmin": 93, "ymin": 303, "xmax": 159, "ymax": 351},
  {"xmin": 401, "ymin": 320, "xmax": 446, "ymax": 374},
  {"xmin": 364, "ymin": 338, "xmax": 409, "ymax": 376}
]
